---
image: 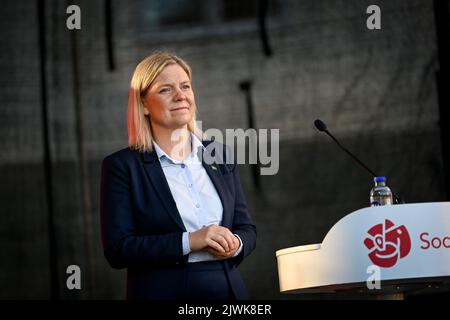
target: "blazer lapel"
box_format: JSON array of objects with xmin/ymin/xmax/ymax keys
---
[
  {"xmin": 141, "ymin": 151, "xmax": 186, "ymax": 231},
  {"xmin": 200, "ymin": 143, "xmax": 233, "ymax": 228}
]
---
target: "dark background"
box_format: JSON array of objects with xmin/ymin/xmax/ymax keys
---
[{"xmin": 0, "ymin": 0, "xmax": 449, "ymax": 299}]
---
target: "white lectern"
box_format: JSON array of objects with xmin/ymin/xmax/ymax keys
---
[{"xmin": 276, "ymin": 202, "xmax": 450, "ymax": 297}]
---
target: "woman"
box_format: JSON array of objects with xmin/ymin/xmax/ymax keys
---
[{"xmin": 100, "ymin": 52, "xmax": 257, "ymax": 300}]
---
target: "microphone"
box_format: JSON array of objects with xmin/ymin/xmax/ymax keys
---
[{"xmin": 314, "ymin": 119, "xmax": 404, "ymax": 204}]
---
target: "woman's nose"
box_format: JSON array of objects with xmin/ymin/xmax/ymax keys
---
[{"xmin": 174, "ymin": 87, "xmax": 187, "ymax": 100}]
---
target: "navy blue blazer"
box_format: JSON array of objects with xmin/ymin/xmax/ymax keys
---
[{"xmin": 100, "ymin": 141, "xmax": 257, "ymax": 300}]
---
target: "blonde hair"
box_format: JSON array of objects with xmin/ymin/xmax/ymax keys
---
[{"xmin": 127, "ymin": 52, "xmax": 202, "ymax": 152}]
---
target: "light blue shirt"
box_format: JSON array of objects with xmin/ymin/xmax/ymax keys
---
[{"xmin": 153, "ymin": 133, "xmax": 242, "ymax": 263}]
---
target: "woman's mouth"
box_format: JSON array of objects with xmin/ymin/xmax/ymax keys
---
[{"xmin": 171, "ymin": 106, "xmax": 189, "ymax": 111}]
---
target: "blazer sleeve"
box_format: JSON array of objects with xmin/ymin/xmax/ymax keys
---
[{"xmin": 100, "ymin": 154, "xmax": 186, "ymax": 269}]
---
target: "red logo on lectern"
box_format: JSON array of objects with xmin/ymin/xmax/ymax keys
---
[{"xmin": 364, "ymin": 219, "xmax": 411, "ymax": 268}]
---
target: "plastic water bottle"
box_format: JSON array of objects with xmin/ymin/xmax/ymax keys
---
[{"xmin": 370, "ymin": 176, "xmax": 393, "ymax": 206}]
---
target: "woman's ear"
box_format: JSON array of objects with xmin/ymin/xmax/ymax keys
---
[
  {"xmin": 142, "ymin": 105, "xmax": 150, "ymax": 116},
  {"xmin": 141, "ymin": 97, "xmax": 150, "ymax": 116}
]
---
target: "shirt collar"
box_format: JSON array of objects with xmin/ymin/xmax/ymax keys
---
[{"xmin": 152, "ymin": 132, "xmax": 205, "ymax": 164}]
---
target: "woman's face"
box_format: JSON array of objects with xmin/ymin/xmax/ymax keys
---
[{"xmin": 142, "ymin": 63, "xmax": 196, "ymax": 131}]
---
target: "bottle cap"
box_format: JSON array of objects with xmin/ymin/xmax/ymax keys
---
[{"xmin": 374, "ymin": 176, "xmax": 386, "ymax": 183}]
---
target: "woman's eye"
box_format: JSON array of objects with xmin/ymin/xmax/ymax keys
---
[
  {"xmin": 182, "ymin": 85, "xmax": 191, "ymax": 90},
  {"xmin": 159, "ymin": 88, "xmax": 170, "ymax": 93}
]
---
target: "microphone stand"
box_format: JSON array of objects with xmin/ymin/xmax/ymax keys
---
[{"xmin": 317, "ymin": 121, "xmax": 404, "ymax": 204}]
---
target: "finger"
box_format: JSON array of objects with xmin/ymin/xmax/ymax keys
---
[
  {"xmin": 208, "ymin": 226, "xmax": 235, "ymax": 252},
  {"xmin": 213, "ymin": 234, "xmax": 230, "ymax": 252},
  {"xmin": 206, "ymin": 238, "xmax": 226, "ymax": 253},
  {"xmin": 204, "ymin": 227, "xmax": 227, "ymax": 251},
  {"xmin": 230, "ymin": 234, "xmax": 238, "ymax": 250},
  {"xmin": 207, "ymin": 247, "xmax": 229, "ymax": 258},
  {"xmin": 222, "ymin": 231, "xmax": 237, "ymax": 251}
]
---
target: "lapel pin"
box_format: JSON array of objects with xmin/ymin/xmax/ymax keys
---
[{"xmin": 211, "ymin": 165, "xmax": 217, "ymax": 171}]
